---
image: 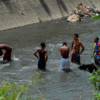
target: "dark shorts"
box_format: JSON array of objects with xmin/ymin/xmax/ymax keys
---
[
  {"xmin": 38, "ymin": 59, "xmax": 46, "ymax": 69},
  {"xmin": 71, "ymin": 51, "xmax": 80, "ymax": 64},
  {"xmin": 94, "ymin": 55, "xmax": 100, "ymax": 65}
]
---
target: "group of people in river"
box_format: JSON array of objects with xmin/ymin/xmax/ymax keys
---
[
  {"xmin": 34, "ymin": 33, "xmax": 85, "ymax": 70},
  {"xmin": 34, "ymin": 33, "xmax": 100, "ymax": 70},
  {"xmin": 0, "ymin": 33, "xmax": 99, "ymax": 70}
]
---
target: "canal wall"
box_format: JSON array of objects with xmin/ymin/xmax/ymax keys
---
[{"xmin": 0, "ymin": 0, "xmax": 100, "ymax": 31}]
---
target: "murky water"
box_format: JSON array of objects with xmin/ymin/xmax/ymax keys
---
[{"xmin": 0, "ymin": 18, "xmax": 100, "ymax": 100}]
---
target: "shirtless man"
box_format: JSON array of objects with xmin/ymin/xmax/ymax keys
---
[
  {"xmin": 60, "ymin": 42, "xmax": 70, "ymax": 70},
  {"xmin": 34, "ymin": 42, "xmax": 48, "ymax": 70},
  {"xmin": 71, "ymin": 34, "xmax": 85, "ymax": 64},
  {"xmin": 0, "ymin": 44, "xmax": 12, "ymax": 61}
]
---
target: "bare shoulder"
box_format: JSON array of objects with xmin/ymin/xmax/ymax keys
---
[
  {"xmin": 44, "ymin": 49, "xmax": 47, "ymax": 53},
  {"xmin": 60, "ymin": 47, "xmax": 63, "ymax": 49},
  {"xmin": 79, "ymin": 40, "xmax": 82, "ymax": 44},
  {"xmin": 79, "ymin": 40, "xmax": 84, "ymax": 47},
  {"xmin": 37, "ymin": 48, "xmax": 41, "ymax": 52}
]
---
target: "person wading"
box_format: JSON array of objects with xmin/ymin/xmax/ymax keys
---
[
  {"xmin": 60, "ymin": 42, "xmax": 70, "ymax": 70},
  {"xmin": 34, "ymin": 42, "xmax": 48, "ymax": 70},
  {"xmin": 71, "ymin": 33, "xmax": 85, "ymax": 64},
  {"xmin": 91, "ymin": 37, "xmax": 100, "ymax": 64}
]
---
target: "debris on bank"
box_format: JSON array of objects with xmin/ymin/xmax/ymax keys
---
[{"xmin": 67, "ymin": 2, "xmax": 100, "ymax": 22}]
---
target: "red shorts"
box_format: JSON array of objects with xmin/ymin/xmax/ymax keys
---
[{"xmin": 3, "ymin": 48, "xmax": 12, "ymax": 61}]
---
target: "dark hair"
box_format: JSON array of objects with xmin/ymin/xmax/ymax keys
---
[
  {"xmin": 74, "ymin": 33, "xmax": 79, "ymax": 37},
  {"xmin": 41, "ymin": 42, "xmax": 45, "ymax": 47},
  {"xmin": 95, "ymin": 37, "xmax": 99, "ymax": 41},
  {"xmin": 63, "ymin": 42, "xmax": 67, "ymax": 45}
]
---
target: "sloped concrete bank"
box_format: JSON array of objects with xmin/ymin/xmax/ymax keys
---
[{"xmin": 0, "ymin": 0, "xmax": 100, "ymax": 31}]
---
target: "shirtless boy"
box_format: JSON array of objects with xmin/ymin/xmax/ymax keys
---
[
  {"xmin": 71, "ymin": 33, "xmax": 85, "ymax": 64},
  {"xmin": 34, "ymin": 43, "xmax": 48, "ymax": 70},
  {"xmin": 60, "ymin": 42, "xmax": 70, "ymax": 70}
]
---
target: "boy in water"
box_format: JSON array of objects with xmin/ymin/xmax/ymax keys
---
[
  {"xmin": 71, "ymin": 33, "xmax": 85, "ymax": 64},
  {"xmin": 34, "ymin": 43, "xmax": 48, "ymax": 70},
  {"xmin": 0, "ymin": 44, "xmax": 12, "ymax": 61},
  {"xmin": 60, "ymin": 42, "xmax": 70, "ymax": 70}
]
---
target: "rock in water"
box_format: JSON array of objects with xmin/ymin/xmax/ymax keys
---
[
  {"xmin": 67, "ymin": 14, "xmax": 81, "ymax": 22},
  {"xmin": 79, "ymin": 63, "xmax": 98, "ymax": 73}
]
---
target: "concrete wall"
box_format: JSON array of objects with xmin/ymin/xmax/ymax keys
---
[{"xmin": 0, "ymin": 0, "xmax": 100, "ymax": 31}]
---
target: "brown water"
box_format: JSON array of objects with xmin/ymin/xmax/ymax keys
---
[{"xmin": 0, "ymin": 18, "xmax": 100, "ymax": 100}]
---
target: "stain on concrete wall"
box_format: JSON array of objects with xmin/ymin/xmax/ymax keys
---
[{"xmin": 0, "ymin": 0, "xmax": 99, "ymax": 31}]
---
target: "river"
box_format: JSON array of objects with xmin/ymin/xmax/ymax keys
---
[{"xmin": 0, "ymin": 17, "xmax": 100, "ymax": 100}]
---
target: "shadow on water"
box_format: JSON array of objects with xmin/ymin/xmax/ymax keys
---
[
  {"xmin": 56, "ymin": 0, "xmax": 68, "ymax": 17},
  {"xmin": 1, "ymin": 0, "xmax": 18, "ymax": 13},
  {"xmin": 0, "ymin": 60, "xmax": 12, "ymax": 64},
  {"xmin": 36, "ymin": 68, "xmax": 50, "ymax": 72},
  {"xmin": 63, "ymin": 68, "xmax": 72, "ymax": 73}
]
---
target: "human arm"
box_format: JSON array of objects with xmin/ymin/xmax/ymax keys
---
[
  {"xmin": 45, "ymin": 50, "xmax": 48, "ymax": 62},
  {"xmin": 0, "ymin": 49, "xmax": 3, "ymax": 56},
  {"xmin": 34, "ymin": 49, "xmax": 39, "ymax": 59},
  {"xmin": 60, "ymin": 48, "xmax": 62, "ymax": 56},
  {"xmin": 91, "ymin": 50, "xmax": 100, "ymax": 57},
  {"xmin": 71, "ymin": 41, "xmax": 74, "ymax": 54},
  {"xmin": 78, "ymin": 42, "xmax": 85, "ymax": 56}
]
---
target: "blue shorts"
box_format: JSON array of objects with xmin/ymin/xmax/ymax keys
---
[
  {"xmin": 75, "ymin": 51, "xmax": 80, "ymax": 64},
  {"xmin": 94, "ymin": 55, "xmax": 100, "ymax": 65},
  {"xmin": 38, "ymin": 59, "xmax": 46, "ymax": 69}
]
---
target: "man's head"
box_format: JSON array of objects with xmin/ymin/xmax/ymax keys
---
[
  {"xmin": 94, "ymin": 37, "xmax": 99, "ymax": 43},
  {"xmin": 41, "ymin": 42, "xmax": 46, "ymax": 48},
  {"xmin": 74, "ymin": 33, "xmax": 79, "ymax": 40},
  {"xmin": 63, "ymin": 42, "xmax": 67, "ymax": 46}
]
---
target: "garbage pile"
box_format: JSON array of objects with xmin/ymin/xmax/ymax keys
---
[{"xmin": 67, "ymin": 2, "xmax": 100, "ymax": 22}]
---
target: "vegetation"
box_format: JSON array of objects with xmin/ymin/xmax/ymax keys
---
[
  {"xmin": 89, "ymin": 70, "xmax": 100, "ymax": 100},
  {"xmin": 92, "ymin": 15, "xmax": 100, "ymax": 20},
  {"xmin": 0, "ymin": 74, "xmax": 49, "ymax": 100}
]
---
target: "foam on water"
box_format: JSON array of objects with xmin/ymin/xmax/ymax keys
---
[
  {"xmin": 12, "ymin": 56, "xmax": 19, "ymax": 61},
  {"xmin": 19, "ymin": 66, "xmax": 30, "ymax": 71}
]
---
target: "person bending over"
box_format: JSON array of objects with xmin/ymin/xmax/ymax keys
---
[{"xmin": 0, "ymin": 44, "xmax": 12, "ymax": 61}]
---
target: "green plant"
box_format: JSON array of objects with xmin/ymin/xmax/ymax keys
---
[
  {"xmin": 89, "ymin": 70, "xmax": 100, "ymax": 100},
  {"xmin": 0, "ymin": 74, "xmax": 49, "ymax": 100},
  {"xmin": 92, "ymin": 15, "xmax": 100, "ymax": 20}
]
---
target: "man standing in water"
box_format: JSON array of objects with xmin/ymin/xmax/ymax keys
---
[
  {"xmin": 91, "ymin": 37, "xmax": 100, "ymax": 64},
  {"xmin": 60, "ymin": 42, "xmax": 70, "ymax": 70},
  {"xmin": 34, "ymin": 43, "xmax": 48, "ymax": 70},
  {"xmin": 91, "ymin": 37, "xmax": 99, "ymax": 57},
  {"xmin": 71, "ymin": 33, "xmax": 85, "ymax": 64},
  {"xmin": 0, "ymin": 44, "xmax": 12, "ymax": 61}
]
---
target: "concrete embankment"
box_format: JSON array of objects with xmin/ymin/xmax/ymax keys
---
[{"xmin": 0, "ymin": 0, "xmax": 100, "ymax": 31}]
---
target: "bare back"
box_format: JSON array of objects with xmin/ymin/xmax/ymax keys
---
[
  {"xmin": 0, "ymin": 44, "xmax": 10, "ymax": 50},
  {"xmin": 60, "ymin": 46, "xmax": 69, "ymax": 58},
  {"xmin": 38, "ymin": 48, "xmax": 47, "ymax": 61}
]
